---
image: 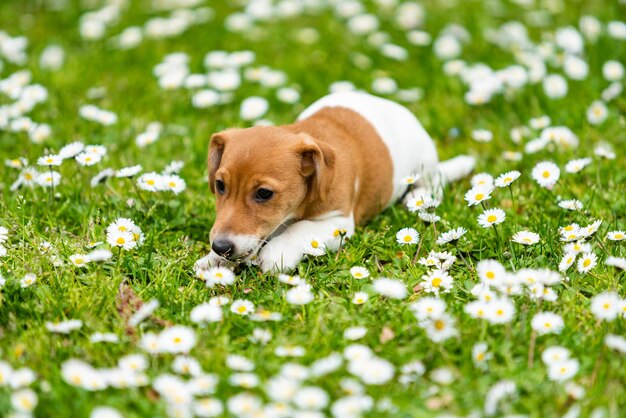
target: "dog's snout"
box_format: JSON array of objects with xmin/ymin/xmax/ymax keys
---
[{"xmin": 212, "ymin": 239, "xmax": 235, "ymax": 258}]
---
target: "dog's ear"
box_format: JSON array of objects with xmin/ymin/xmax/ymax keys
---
[
  {"xmin": 296, "ymin": 135, "xmax": 336, "ymax": 202},
  {"xmin": 208, "ymin": 132, "xmax": 228, "ymax": 194}
]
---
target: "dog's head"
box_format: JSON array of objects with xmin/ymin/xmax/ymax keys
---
[{"xmin": 207, "ymin": 126, "xmax": 335, "ymax": 262}]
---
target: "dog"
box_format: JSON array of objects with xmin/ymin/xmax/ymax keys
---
[{"xmin": 196, "ymin": 91, "xmax": 474, "ymax": 273}]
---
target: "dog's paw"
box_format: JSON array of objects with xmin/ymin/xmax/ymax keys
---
[
  {"xmin": 194, "ymin": 251, "xmax": 235, "ymax": 272},
  {"xmin": 258, "ymin": 237, "xmax": 304, "ymax": 273}
]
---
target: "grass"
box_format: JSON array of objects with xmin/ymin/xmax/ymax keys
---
[{"xmin": 0, "ymin": 0, "xmax": 625, "ymax": 416}]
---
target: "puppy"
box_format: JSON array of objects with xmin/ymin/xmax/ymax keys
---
[{"xmin": 197, "ymin": 91, "xmax": 474, "ymax": 273}]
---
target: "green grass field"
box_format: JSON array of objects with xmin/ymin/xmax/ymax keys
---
[{"xmin": 1, "ymin": 0, "xmax": 625, "ymax": 417}]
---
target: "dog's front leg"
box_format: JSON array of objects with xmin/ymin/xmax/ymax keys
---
[{"xmin": 259, "ymin": 214, "xmax": 355, "ymax": 273}]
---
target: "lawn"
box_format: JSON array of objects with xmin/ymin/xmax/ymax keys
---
[{"xmin": 0, "ymin": 0, "xmax": 625, "ymax": 417}]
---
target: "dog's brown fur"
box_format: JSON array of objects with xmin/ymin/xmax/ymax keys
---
[{"xmin": 208, "ymin": 107, "xmax": 393, "ymax": 243}]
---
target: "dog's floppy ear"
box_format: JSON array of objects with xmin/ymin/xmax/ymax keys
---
[
  {"xmin": 296, "ymin": 135, "xmax": 336, "ymax": 202},
  {"xmin": 208, "ymin": 132, "xmax": 228, "ymax": 194}
]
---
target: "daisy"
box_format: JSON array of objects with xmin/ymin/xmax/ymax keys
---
[
  {"xmin": 231, "ymin": 299, "xmax": 255, "ymax": 316},
  {"xmin": 137, "ymin": 172, "xmax": 164, "ymax": 192},
  {"xmin": 558, "ymin": 200, "xmax": 583, "ymax": 211},
  {"xmin": 607, "ymin": 231, "xmax": 626, "ymax": 241},
  {"xmin": 471, "ymin": 173, "xmax": 494, "ymax": 188},
  {"xmin": 91, "ymin": 168, "xmax": 115, "ymax": 187},
  {"xmin": 59, "ymin": 141, "xmax": 85, "ymax": 159},
  {"xmin": 400, "ymin": 173, "xmax": 420, "ymax": 185},
  {"xmin": 45, "ymin": 319, "xmax": 83, "ymax": 333},
  {"xmin": 162, "ymin": 174, "xmax": 186, "ymax": 194},
  {"xmin": 477, "ymin": 208, "xmax": 506, "ymax": 228},
  {"xmin": 286, "ymin": 284, "xmax": 315, "ymax": 305},
  {"xmin": 36, "ymin": 171, "xmax": 61, "ymax": 187},
  {"xmin": 605, "ymin": 256, "xmax": 626, "ymax": 270},
  {"xmin": 116, "ymin": 165, "xmax": 142, "ymax": 178},
  {"xmin": 558, "ymin": 252, "xmax": 577, "ymax": 272},
  {"xmin": 190, "ymin": 303, "xmax": 223, "ymax": 324},
  {"xmin": 85, "ymin": 145, "xmax": 107, "ymax": 156},
  {"xmin": 406, "ymin": 195, "xmax": 430, "ymax": 212},
  {"xmin": 349, "ymin": 266, "xmax": 369, "ymax": 279},
  {"xmin": 344, "ymin": 327, "xmax": 367, "ymax": 341},
  {"xmin": 548, "ymin": 359, "xmax": 579, "ymax": 382},
  {"xmin": 410, "ymin": 297, "xmax": 446, "ymax": 320},
  {"xmin": 278, "ymin": 274, "xmax": 305, "ymax": 285},
  {"xmin": 577, "ymin": 252, "xmax": 597, "ymax": 273},
  {"xmin": 436, "ymin": 227, "xmax": 466, "ymax": 245},
  {"xmin": 494, "ymin": 171, "xmax": 521, "ymax": 188},
  {"xmin": 421, "ymin": 269, "xmax": 453, "ymax": 295},
  {"xmin": 586, "ymin": 100, "xmax": 609, "ymax": 125},
  {"xmin": 602, "ymin": 60, "xmax": 624, "ymax": 81},
  {"xmin": 0, "ymin": 226, "xmax": 8, "ymax": 243},
  {"xmin": 464, "ymin": 185, "xmax": 493, "ymax": 206},
  {"xmin": 581, "ymin": 219, "xmax": 602, "ymax": 237},
  {"xmin": 471, "ymin": 129, "xmax": 493, "ymax": 142},
  {"xmin": 418, "ymin": 212, "xmax": 441, "ymax": 223},
  {"xmin": 372, "ymin": 278, "xmax": 407, "ymax": 299},
  {"xmin": 511, "ymin": 231, "xmax": 540, "ymax": 245},
  {"xmin": 157, "ymin": 326, "xmax": 197, "ymax": 353},
  {"xmin": 302, "ymin": 235, "xmax": 326, "ymax": 256},
  {"xmin": 485, "ymin": 298, "xmax": 516, "ymax": 324},
  {"xmin": 352, "ymin": 292, "xmax": 369, "ymax": 305},
  {"xmin": 532, "ymin": 161, "xmax": 560, "ymax": 189},
  {"xmin": 541, "ymin": 346, "xmax": 571, "ymax": 365},
  {"xmin": 76, "ymin": 152, "xmax": 102, "ymax": 166},
  {"xmin": 106, "ymin": 230, "xmax": 136, "ymax": 250},
  {"xmin": 204, "ymin": 267, "xmax": 236, "ymax": 287},
  {"xmin": 543, "ymin": 74, "xmax": 568, "ymax": 99},
  {"xmin": 472, "ymin": 343, "xmax": 492, "ymax": 369},
  {"xmin": 20, "ymin": 273, "xmax": 37, "ymax": 288},
  {"xmin": 69, "ymin": 254, "xmax": 91, "ymax": 267},
  {"xmin": 396, "ymin": 228, "xmax": 419, "ymax": 245},
  {"xmin": 531, "ymin": 312, "xmax": 564, "ymax": 335},
  {"xmin": 590, "ymin": 292, "xmax": 621, "ymax": 321},
  {"xmin": 565, "ymin": 158, "xmax": 592, "ymax": 173},
  {"xmin": 128, "ymin": 299, "xmax": 160, "ymax": 327},
  {"xmin": 11, "ymin": 388, "xmax": 38, "ymax": 413},
  {"xmin": 422, "ymin": 313, "xmax": 458, "ymax": 343},
  {"xmin": 240, "ymin": 96, "xmax": 269, "ymax": 120},
  {"xmin": 37, "ymin": 154, "xmax": 62, "ymax": 166}
]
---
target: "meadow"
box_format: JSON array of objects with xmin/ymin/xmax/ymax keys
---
[{"xmin": 0, "ymin": 0, "xmax": 625, "ymax": 417}]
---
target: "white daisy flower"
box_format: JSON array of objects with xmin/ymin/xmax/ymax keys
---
[
  {"xmin": 36, "ymin": 171, "xmax": 61, "ymax": 187},
  {"xmin": 422, "ymin": 313, "xmax": 458, "ymax": 343},
  {"xmin": 590, "ymin": 292, "xmax": 621, "ymax": 321},
  {"xmin": 548, "ymin": 358, "xmax": 579, "ymax": 382},
  {"xmin": 436, "ymin": 227, "xmax": 467, "ymax": 245},
  {"xmin": 421, "ymin": 269, "xmax": 453, "ymax": 295},
  {"xmin": 37, "ymin": 154, "xmax": 62, "ymax": 166},
  {"xmin": 286, "ymin": 284, "xmax": 315, "ymax": 305},
  {"xmin": 586, "ymin": 100, "xmax": 609, "ymax": 125},
  {"xmin": 157, "ymin": 326, "xmax": 197, "ymax": 354},
  {"xmin": 472, "ymin": 342, "xmax": 492, "ymax": 369},
  {"xmin": 494, "ymin": 171, "xmax": 521, "ymax": 188},
  {"xmin": 395, "ymin": 227, "xmax": 419, "ymax": 245},
  {"xmin": 531, "ymin": 312, "xmax": 564, "ymax": 335},
  {"xmin": 558, "ymin": 199, "xmax": 583, "ymax": 211},
  {"xmin": 20, "ymin": 273, "xmax": 37, "ymax": 288},
  {"xmin": 558, "ymin": 252, "xmax": 577, "ymax": 272},
  {"xmin": 485, "ymin": 298, "xmax": 516, "ymax": 324},
  {"xmin": 577, "ymin": 252, "xmax": 597, "ymax": 273},
  {"xmin": 69, "ymin": 254, "xmax": 91, "ymax": 267},
  {"xmin": 464, "ymin": 185, "xmax": 494, "ymax": 206},
  {"xmin": 75, "ymin": 151, "xmax": 102, "ymax": 166},
  {"xmin": 352, "ymin": 292, "xmax": 369, "ymax": 305},
  {"xmin": 532, "ymin": 161, "xmax": 560, "ymax": 189},
  {"xmin": 470, "ymin": 173, "xmax": 494, "ymax": 188},
  {"xmin": 137, "ymin": 172, "xmax": 164, "ymax": 192},
  {"xmin": 349, "ymin": 266, "xmax": 369, "ymax": 279},
  {"xmin": 409, "ymin": 297, "xmax": 447, "ymax": 320},
  {"xmin": 115, "ymin": 165, "xmax": 142, "ymax": 178},
  {"xmin": 400, "ymin": 173, "xmax": 420, "ymax": 185},
  {"xmin": 607, "ymin": 231, "xmax": 626, "ymax": 241},
  {"xmin": 162, "ymin": 174, "xmax": 186, "ymax": 194},
  {"xmin": 106, "ymin": 230, "xmax": 137, "ymax": 250},
  {"xmin": 477, "ymin": 208, "xmax": 506, "ymax": 228},
  {"xmin": 372, "ymin": 278, "xmax": 407, "ymax": 299},
  {"xmin": 59, "ymin": 141, "xmax": 85, "ymax": 159},
  {"xmin": 278, "ymin": 274, "xmax": 305, "ymax": 285},
  {"xmin": 541, "ymin": 346, "xmax": 571, "ymax": 365},
  {"xmin": 231, "ymin": 299, "xmax": 255, "ymax": 316},
  {"xmin": 511, "ymin": 231, "xmax": 540, "ymax": 245},
  {"xmin": 240, "ymin": 96, "xmax": 269, "ymax": 120},
  {"xmin": 46, "ymin": 319, "xmax": 83, "ymax": 333},
  {"xmin": 303, "ymin": 236, "xmax": 326, "ymax": 256}
]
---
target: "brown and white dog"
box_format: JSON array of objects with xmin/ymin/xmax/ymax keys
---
[{"xmin": 196, "ymin": 91, "xmax": 474, "ymax": 273}]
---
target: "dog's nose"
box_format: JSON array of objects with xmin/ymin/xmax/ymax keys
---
[{"xmin": 212, "ymin": 239, "xmax": 235, "ymax": 258}]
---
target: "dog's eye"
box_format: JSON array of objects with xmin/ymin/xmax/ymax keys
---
[
  {"xmin": 255, "ymin": 188, "xmax": 274, "ymax": 202},
  {"xmin": 215, "ymin": 179, "xmax": 225, "ymax": 194}
]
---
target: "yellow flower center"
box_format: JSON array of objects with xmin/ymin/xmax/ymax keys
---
[
  {"xmin": 603, "ymin": 303, "xmax": 610, "ymax": 309},
  {"xmin": 311, "ymin": 240, "xmax": 319, "ymax": 248},
  {"xmin": 477, "ymin": 309, "xmax": 484, "ymax": 316},
  {"xmin": 25, "ymin": 173, "xmax": 33, "ymax": 180},
  {"xmin": 475, "ymin": 193, "xmax": 484, "ymax": 200},
  {"xmin": 237, "ymin": 306, "xmax": 247, "ymax": 313},
  {"xmin": 169, "ymin": 182, "xmax": 176, "ymax": 187},
  {"xmin": 544, "ymin": 322, "xmax": 551, "ymax": 328},
  {"xmin": 434, "ymin": 320, "xmax": 445, "ymax": 330},
  {"xmin": 116, "ymin": 237, "xmax": 125, "ymax": 245},
  {"xmin": 615, "ymin": 234, "xmax": 624, "ymax": 239},
  {"xmin": 504, "ymin": 177, "xmax": 512, "ymax": 183},
  {"xmin": 496, "ymin": 309, "xmax": 504, "ymax": 316},
  {"xmin": 147, "ymin": 180, "xmax": 155, "ymax": 185},
  {"xmin": 354, "ymin": 273, "xmax": 362, "ymax": 277},
  {"xmin": 486, "ymin": 271, "xmax": 495, "ymax": 279},
  {"xmin": 476, "ymin": 353, "xmax": 485, "ymax": 361},
  {"xmin": 215, "ymin": 272, "xmax": 223, "ymax": 278},
  {"xmin": 432, "ymin": 277, "xmax": 442, "ymax": 287},
  {"xmin": 75, "ymin": 258, "xmax": 84, "ymax": 264},
  {"xmin": 542, "ymin": 171, "xmax": 550, "ymax": 178},
  {"xmin": 487, "ymin": 215, "xmax": 497, "ymax": 222},
  {"xmin": 173, "ymin": 337, "xmax": 182, "ymax": 344},
  {"xmin": 583, "ymin": 259, "xmax": 591, "ymax": 267},
  {"xmin": 403, "ymin": 235, "xmax": 412, "ymax": 242}
]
